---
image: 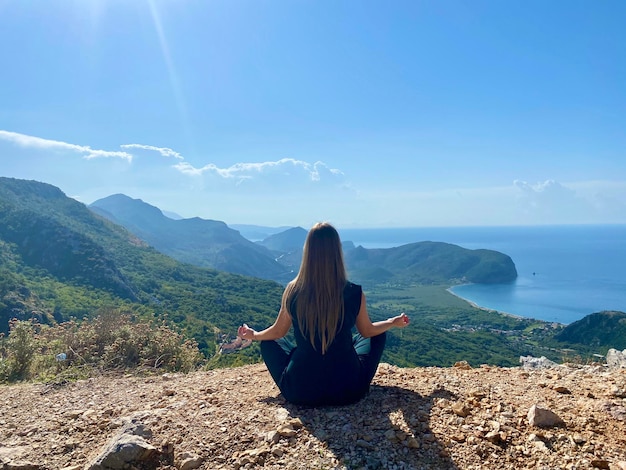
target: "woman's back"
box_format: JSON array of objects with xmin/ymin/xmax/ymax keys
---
[
  {"xmin": 281, "ymin": 281, "xmax": 365, "ymax": 406},
  {"xmin": 284, "ymin": 222, "xmax": 348, "ymax": 355}
]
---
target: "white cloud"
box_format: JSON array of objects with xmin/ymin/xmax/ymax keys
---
[
  {"xmin": 173, "ymin": 158, "xmax": 345, "ymax": 185},
  {"xmin": 350, "ymin": 179, "xmax": 626, "ymax": 227},
  {"xmin": 514, "ymin": 179, "xmax": 575, "ymax": 197},
  {"xmin": 568, "ymin": 180, "xmax": 626, "ymax": 220},
  {"xmin": 513, "ymin": 179, "xmax": 581, "ymax": 217},
  {"xmin": 120, "ymin": 144, "xmax": 183, "ymax": 159},
  {"xmin": 501, "ymin": 179, "xmax": 625, "ymax": 224},
  {"xmin": 0, "ymin": 130, "xmax": 133, "ymax": 161},
  {"xmin": 7, "ymin": 128, "xmax": 621, "ymax": 227}
]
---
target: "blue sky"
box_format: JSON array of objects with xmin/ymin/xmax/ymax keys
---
[{"xmin": 1, "ymin": 0, "xmax": 624, "ymax": 228}]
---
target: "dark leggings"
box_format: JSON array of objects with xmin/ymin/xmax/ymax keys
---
[{"xmin": 260, "ymin": 332, "xmax": 387, "ymax": 395}]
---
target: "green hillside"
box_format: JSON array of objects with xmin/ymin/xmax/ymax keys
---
[
  {"xmin": 345, "ymin": 242, "xmax": 518, "ymax": 285},
  {"xmin": 256, "ymin": 226, "xmax": 308, "ymax": 252},
  {"xmin": 0, "ymin": 177, "xmax": 282, "ymax": 361},
  {"xmin": 90, "ymin": 194, "xmax": 291, "ymax": 282},
  {"xmin": 553, "ymin": 310, "xmax": 626, "ymax": 350}
]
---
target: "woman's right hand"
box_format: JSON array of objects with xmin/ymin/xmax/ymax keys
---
[{"xmin": 238, "ymin": 323, "xmax": 256, "ymax": 340}]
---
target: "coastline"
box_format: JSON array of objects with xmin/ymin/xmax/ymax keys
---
[
  {"xmin": 446, "ymin": 285, "xmax": 528, "ymax": 321},
  {"xmin": 350, "ymin": 225, "xmax": 626, "ymax": 325}
]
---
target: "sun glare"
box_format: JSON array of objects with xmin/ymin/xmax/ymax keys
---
[{"xmin": 147, "ymin": 0, "xmax": 192, "ymax": 146}]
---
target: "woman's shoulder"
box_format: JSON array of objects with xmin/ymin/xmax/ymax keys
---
[
  {"xmin": 343, "ymin": 281, "xmax": 363, "ymax": 316},
  {"xmin": 344, "ymin": 281, "xmax": 362, "ymax": 296}
]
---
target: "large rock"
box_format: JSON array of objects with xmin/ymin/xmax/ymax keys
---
[
  {"xmin": 0, "ymin": 446, "xmax": 41, "ymax": 470},
  {"xmin": 519, "ymin": 355, "xmax": 559, "ymax": 370},
  {"xmin": 177, "ymin": 452, "xmax": 204, "ymax": 470},
  {"xmin": 88, "ymin": 434, "xmax": 158, "ymax": 470},
  {"xmin": 87, "ymin": 412, "xmax": 171, "ymax": 470},
  {"xmin": 606, "ymin": 348, "xmax": 626, "ymax": 370},
  {"xmin": 527, "ymin": 404, "xmax": 565, "ymax": 428}
]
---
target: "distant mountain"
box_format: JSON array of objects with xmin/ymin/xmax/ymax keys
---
[
  {"xmin": 254, "ymin": 227, "xmax": 307, "ymax": 275},
  {"xmin": 345, "ymin": 241, "xmax": 517, "ymax": 285},
  {"xmin": 0, "ymin": 177, "xmax": 283, "ymax": 358},
  {"xmin": 257, "ymin": 227, "xmax": 308, "ymax": 252},
  {"xmin": 255, "ymin": 227, "xmax": 355, "ymax": 254},
  {"xmin": 163, "ymin": 210, "xmax": 183, "ymax": 220},
  {"xmin": 90, "ymin": 194, "xmax": 291, "ymax": 282},
  {"xmin": 553, "ymin": 310, "xmax": 626, "ymax": 349},
  {"xmin": 87, "ymin": 193, "xmax": 517, "ymax": 286},
  {"xmin": 228, "ymin": 224, "xmax": 294, "ymax": 241}
]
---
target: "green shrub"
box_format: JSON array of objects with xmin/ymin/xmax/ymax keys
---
[
  {"xmin": 0, "ymin": 309, "xmax": 204, "ymax": 383},
  {"xmin": 0, "ymin": 319, "xmax": 36, "ymax": 381},
  {"xmin": 100, "ymin": 318, "xmax": 203, "ymax": 372}
]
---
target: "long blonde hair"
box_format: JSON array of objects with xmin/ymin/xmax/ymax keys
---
[{"xmin": 283, "ymin": 222, "xmax": 347, "ymax": 354}]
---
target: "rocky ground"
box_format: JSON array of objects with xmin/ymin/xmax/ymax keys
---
[{"xmin": 1, "ymin": 361, "xmax": 625, "ymax": 470}]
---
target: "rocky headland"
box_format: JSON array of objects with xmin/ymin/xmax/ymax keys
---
[{"xmin": 1, "ymin": 359, "xmax": 625, "ymax": 470}]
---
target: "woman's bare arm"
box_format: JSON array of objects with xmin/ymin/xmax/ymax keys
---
[
  {"xmin": 238, "ymin": 307, "xmax": 292, "ymax": 341},
  {"xmin": 355, "ymin": 292, "xmax": 409, "ymax": 338}
]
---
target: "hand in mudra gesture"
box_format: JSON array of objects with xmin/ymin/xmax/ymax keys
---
[
  {"xmin": 390, "ymin": 313, "xmax": 410, "ymax": 328},
  {"xmin": 238, "ymin": 323, "xmax": 256, "ymax": 340}
]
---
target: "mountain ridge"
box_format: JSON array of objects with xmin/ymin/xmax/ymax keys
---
[
  {"xmin": 90, "ymin": 193, "xmax": 518, "ymax": 286},
  {"xmin": 0, "ymin": 177, "xmax": 283, "ymax": 359},
  {"xmin": 90, "ymin": 194, "xmax": 290, "ymax": 281}
]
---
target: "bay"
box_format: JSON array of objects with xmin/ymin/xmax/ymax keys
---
[{"xmin": 339, "ymin": 225, "xmax": 626, "ymax": 324}]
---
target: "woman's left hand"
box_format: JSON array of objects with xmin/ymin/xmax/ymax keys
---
[{"xmin": 391, "ymin": 313, "xmax": 410, "ymax": 328}]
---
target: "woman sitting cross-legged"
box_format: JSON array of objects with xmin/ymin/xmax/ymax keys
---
[{"xmin": 238, "ymin": 222, "xmax": 410, "ymax": 407}]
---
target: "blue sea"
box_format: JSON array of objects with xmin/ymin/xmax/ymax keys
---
[{"xmin": 339, "ymin": 225, "xmax": 626, "ymax": 325}]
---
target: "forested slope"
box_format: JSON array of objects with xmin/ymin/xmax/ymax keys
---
[
  {"xmin": 0, "ymin": 177, "xmax": 282, "ymax": 360},
  {"xmin": 90, "ymin": 194, "xmax": 290, "ymax": 282}
]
